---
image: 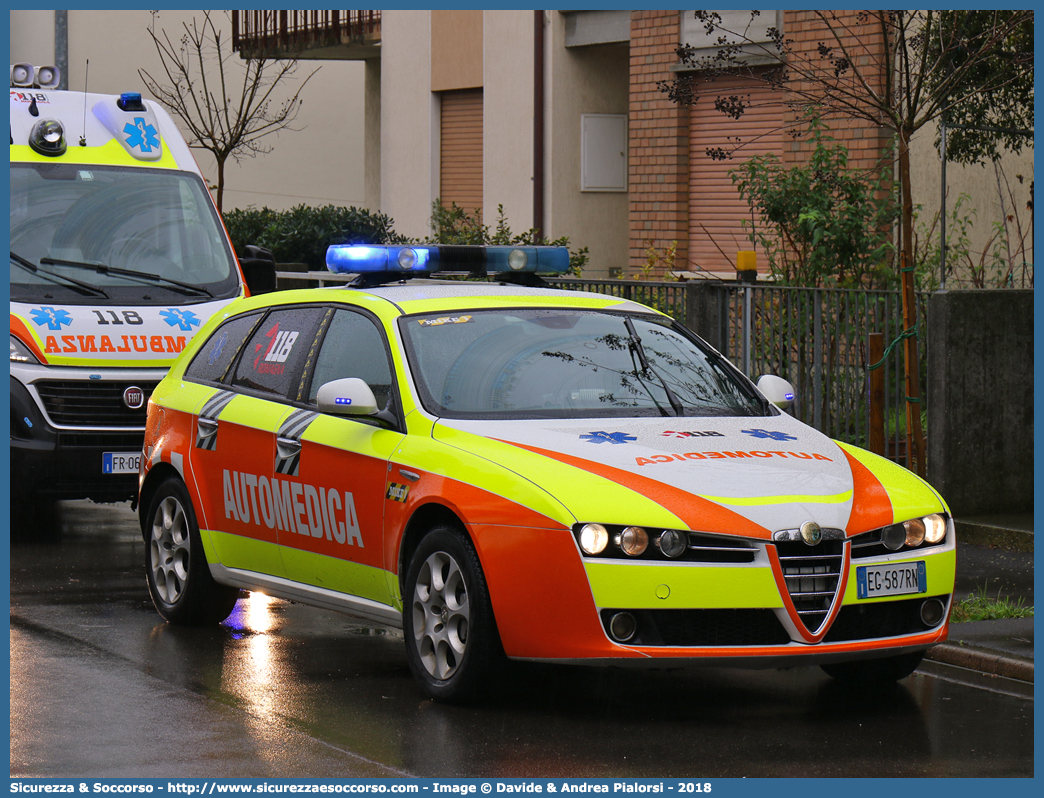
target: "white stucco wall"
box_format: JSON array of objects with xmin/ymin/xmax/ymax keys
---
[
  {"xmin": 11, "ymin": 9, "xmax": 367, "ymax": 214},
  {"xmin": 379, "ymin": 10, "xmax": 437, "ymax": 240},
  {"xmin": 547, "ymin": 14, "xmax": 630, "ymax": 277},
  {"xmin": 482, "ymin": 10, "xmax": 535, "ymax": 233},
  {"xmin": 910, "ymin": 121, "xmax": 1034, "ymax": 285}
]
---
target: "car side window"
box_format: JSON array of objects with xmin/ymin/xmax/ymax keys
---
[
  {"xmin": 184, "ymin": 312, "xmax": 262, "ymax": 385},
  {"xmin": 309, "ymin": 309, "xmax": 394, "ymax": 409},
  {"xmin": 231, "ymin": 306, "xmax": 326, "ymax": 401}
]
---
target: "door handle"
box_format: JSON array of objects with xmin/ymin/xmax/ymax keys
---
[{"xmin": 276, "ymin": 437, "xmax": 301, "ymax": 460}]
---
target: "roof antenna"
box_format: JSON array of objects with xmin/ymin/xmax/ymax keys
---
[{"xmin": 79, "ymin": 59, "xmax": 89, "ymax": 146}]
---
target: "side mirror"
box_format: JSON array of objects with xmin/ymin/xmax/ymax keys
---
[
  {"xmin": 757, "ymin": 374, "xmax": 795, "ymax": 411},
  {"xmin": 317, "ymin": 378, "xmax": 379, "ymax": 416},
  {"xmin": 239, "ymin": 244, "xmax": 277, "ymax": 295}
]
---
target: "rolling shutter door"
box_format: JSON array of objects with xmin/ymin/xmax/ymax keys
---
[
  {"xmin": 688, "ymin": 71, "xmax": 783, "ymax": 273},
  {"xmin": 440, "ymin": 88, "xmax": 483, "ymax": 213}
]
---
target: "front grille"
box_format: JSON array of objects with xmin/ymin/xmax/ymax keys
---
[
  {"xmin": 35, "ymin": 380, "xmax": 158, "ymax": 427},
  {"xmin": 823, "ymin": 595, "xmax": 946, "ymax": 642},
  {"xmin": 686, "ymin": 532, "xmax": 757, "ymax": 563},
  {"xmin": 775, "ymin": 540, "xmax": 844, "ymax": 633},
  {"xmin": 57, "ymin": 432, "xmax": 145, "ymax": 449},
  {"xmin": 601, "ymin": 608, "xmax": 791, "ymax": 647}
]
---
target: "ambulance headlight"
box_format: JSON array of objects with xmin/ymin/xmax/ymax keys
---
[
  {"xmin": 903, "ymin": 518, "xmax": 926, "ymax": 547},
  {"xmin": 617, "ymin": 526, "xmax": 649, "ymax": 557},
  {"xmin": 923, "ymin": 513, "xmax": 947, "ymax": 544},
  {"xmin": 11, "ymin": 336, "xmax": 40, "ymax": 364},
  {"xmin": 658, "ymin": 529, "xmax": 688, "ymax": 558},
  {"xmin": 29, "ymin": 118, "xmax": 67, "ymax": 156},
  {"xmin": 579, "ymin": 524, "xmax": 609, "ymax": 556}
]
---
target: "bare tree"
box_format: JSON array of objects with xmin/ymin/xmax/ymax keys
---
[
  {"xmin": 661, "ymin": 10, "xmax": 1033, "ymax": 476},
  {"xmin": 139, "ymin": 11, "xmax": 319, "ymax": 212}
]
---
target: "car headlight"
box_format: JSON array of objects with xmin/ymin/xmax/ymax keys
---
[
  {"xmin": 579, "ymin": 523, "xmax": 609, "ymax": 555},
  {"xmin": 10, "ymin": 335, "xmax": 40, "ymax": 364},
  {"xmin": 881, "ymin": 513, "xmax": 948, "ymax": 550}
]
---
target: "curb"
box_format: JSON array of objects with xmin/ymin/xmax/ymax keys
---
[
  {"xmin": 954, "ymin": 518, "xmax": 1034, "ymax": 553},
  {"xmin": 925, "ymin": 643, "xmax": 1034, "ymax": 683}
]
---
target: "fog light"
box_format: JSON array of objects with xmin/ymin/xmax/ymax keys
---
[
  {"xmin": 904, "ymin": 518, "xmax": 926, "ymax": 547},
  {"xmin": 617, "ymin": 526, "xmax": 649, "ymax": 556},
  {"xmin": 881, "ymin": 523, "xmax": 906, "ymax": 550},
  {"xmin": 924, "ymin": 514, "xmax": 947, "ymax": 544},
  {"xmin": 658, "ymin": 529, "xmax": 688, "ymax": 558},
  {"xmin": 920, "ymin": 598, "xmax": 946, "ymax": 627},
  {"xmin": 609, "ymin": 612, "xmax": 637, "ymax": 642},
  {"xmin": 579, "ymin": 523, "xmax": 609, "ymax": 556},
  {"xmin": 508, "ymin": 249, "xmax": 528, "ymax": 270}
]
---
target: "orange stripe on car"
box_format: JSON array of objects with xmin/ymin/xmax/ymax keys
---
[{"xmin": 497, "ymin": 439, "xmax": 773, "ymax": 539}]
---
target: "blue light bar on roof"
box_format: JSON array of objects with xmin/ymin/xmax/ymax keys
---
[{"xmin": 326, "ymin": 244, "xmax": 571, "ymax": 276}]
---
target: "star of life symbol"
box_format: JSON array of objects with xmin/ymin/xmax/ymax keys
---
[
  {"xmin": 741, "ymin": 428, "xmax": 798, "ymax": 441},
  {"xmin": 580, "ymin": 431, "xmax": 637, "ymax": 444},
  {"xmin": 29, "ymin": 306, "xmax": 73, "ymax": 331},
  {"xmin": 123, "ymin": 117, "xmax": 160, "ymax": 152},
  {"xmin": 160, "ymin": 308, "xmax": 201, "ymax": 332}
]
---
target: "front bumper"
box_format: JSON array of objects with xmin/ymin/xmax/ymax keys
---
[
  {"xmin": 10, "ymin": 366, "xmax": 162, "ymax": 503},
  {"xmin": 474, "ymin": 521, "xmax": 956, "ymax": 665}
]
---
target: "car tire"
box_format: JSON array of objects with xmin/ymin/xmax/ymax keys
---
[
  {"xmin": 403, "ymin": 525, "xmax": 503, "ymax": 703},
  {"xmin": 820, "ymin": 650, "xmax": 925, "ymax": 684},
  {"xmin": 145, "ymin": 477, "xmax": 239, "ymax": 626}
]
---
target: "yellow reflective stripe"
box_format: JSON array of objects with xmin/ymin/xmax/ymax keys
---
[
  {"xmin": 584, "ymin": 562, "xmax": 784, "ymax": 610},
  {"xmin": 218, "ymin": 393, "xmax": 297, "ymax": 431},
  {"xmin": 149, "ymin": 379, "xmax": 215, "ymax": 415},
  {"xmin": 205, "ymin": 529, "xmax": 286, "ymax": 576},
  {"xmin": 280, "ymin": 546, "xmax": 396, "ymax": 607},
  {"xmin": 394, "ymin": 292, "xmax": 642, "ymax": 315},
  {"xmin": 699, "ymin": 490, "xmax": 853, "ymax": 507},
  {"xmin": 836, "ymin": 441, "xmax": 949, "ymax": 521},
  {"xmin": 12, "ymin": 139, "xmax": 179, "ymax": 169},
  {"xmin": 840, "ymin": 548, "xmax": 956, "ymax": 603}
]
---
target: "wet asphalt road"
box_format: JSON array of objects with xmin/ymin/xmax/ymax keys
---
[{"xmin": 9, "ymin": 501, "xmax": 1034, "ymax": 779}]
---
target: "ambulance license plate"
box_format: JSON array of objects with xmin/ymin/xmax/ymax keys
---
[
  {"xmin": 103, "ymin": 452, "xmax": 141, "ymax": 474},
  {"xmin": 856, "ymin": 561, "xmax": 927, "ymax": 599}
]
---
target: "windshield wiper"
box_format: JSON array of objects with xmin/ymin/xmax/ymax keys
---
[
  {"xmin": 624, "ymin": 317, "xmax": 684, "ymax": 416},
  {"xmin": 11, "ymin": 251, "xmax": 109, "ymax": 298},
  {"xmin": 39, "ymin": 256, "xmax": 212, "ymax": 298}
]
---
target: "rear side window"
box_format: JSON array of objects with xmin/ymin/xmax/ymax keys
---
[
  {"xmin": 185, "ymin": 312, "xmax": 262, "ymax": 384},
  {"xmin": 231, "ymin": 306, "xmax": 326, "ymax": 401}
]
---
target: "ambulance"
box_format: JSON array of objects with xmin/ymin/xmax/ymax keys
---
[
  {"xmin": 138, "ymin": 243, "xmax": 956, "ymax": 703},
  {"xmin": 9, "ymin": 63, "xmax": 271, "ymax": 514}
]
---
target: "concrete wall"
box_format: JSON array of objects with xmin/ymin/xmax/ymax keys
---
[
  {"xmin": 483, "ymin": 10, "xmax": 536, "ymax": 233},
  {"xmin": 11, "ymin": 9, "xmax": 367, "ymax": 214},
  {"xmin": 548, "ymin": 16, "xmax": 630, "ymax": 277},
  {"xmin": 911, "ymin": 124, "xmax": 1034, "ymax": 287},
  {"xmin": 926, "ymin": 290, "xmax": 1034, "ymax": 515}
]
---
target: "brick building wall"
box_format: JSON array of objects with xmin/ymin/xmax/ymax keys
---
[
  {"xmin": 628, "ymin": 10, "xmax": 689, "ymax": 276},
  {"xmin": 627, "ymin": 9, "xmax": 892, "ymax": 279}
]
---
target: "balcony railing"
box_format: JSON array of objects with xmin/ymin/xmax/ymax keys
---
[{"xmin": 232, "ymin": 10, "xmax": 381, "ymax": 59}]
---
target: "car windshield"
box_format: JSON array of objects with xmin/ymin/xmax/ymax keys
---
[
  {"xmin": 9, "ymin": 162, "xmax": 239, "ymax": 304},
  {"xmin": 398, "ymin": 307, "xmax": 771, "ymax": 419}
]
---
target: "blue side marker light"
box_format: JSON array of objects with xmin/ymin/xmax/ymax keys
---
[{"xmin": 334, "ymin": 397, "xmax": 352, "ymax": 405}]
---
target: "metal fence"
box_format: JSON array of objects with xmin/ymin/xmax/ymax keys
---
[{"xmin": 550, "ymin": 278, "xmax": 928, "ymax": 457}]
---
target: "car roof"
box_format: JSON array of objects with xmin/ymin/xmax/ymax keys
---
[{"xmin": 258, "ymin": 280, "xmax": 660, "ymax": 319}]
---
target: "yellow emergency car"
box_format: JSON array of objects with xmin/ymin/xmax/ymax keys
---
[
  {"xmin": 10, "ymin": 65, "xmax": 270, "ymax": 513},
  {"xmin": 139, "ymin": 244, "xmax": 955, "ymax": 702}
]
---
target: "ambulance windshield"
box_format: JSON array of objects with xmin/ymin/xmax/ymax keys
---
[
  {"xmin": 9, "ymin": 163, "xmax": 240, "ymax": 303},
  {"xmin": 399, "ymin": 308, "xmax": 773, "ymax": 420}
]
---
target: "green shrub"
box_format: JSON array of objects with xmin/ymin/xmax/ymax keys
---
[
  {"xmin": 223, "ymin": 204, "xmax": 401, "ymax": 271},
  {"xmin": 425, "ymin": 200, "xmax": 589, "ymax": 277},
  {"xmin": 730, "ymin": 117, "xmax": 898, "ymax": 288}
]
